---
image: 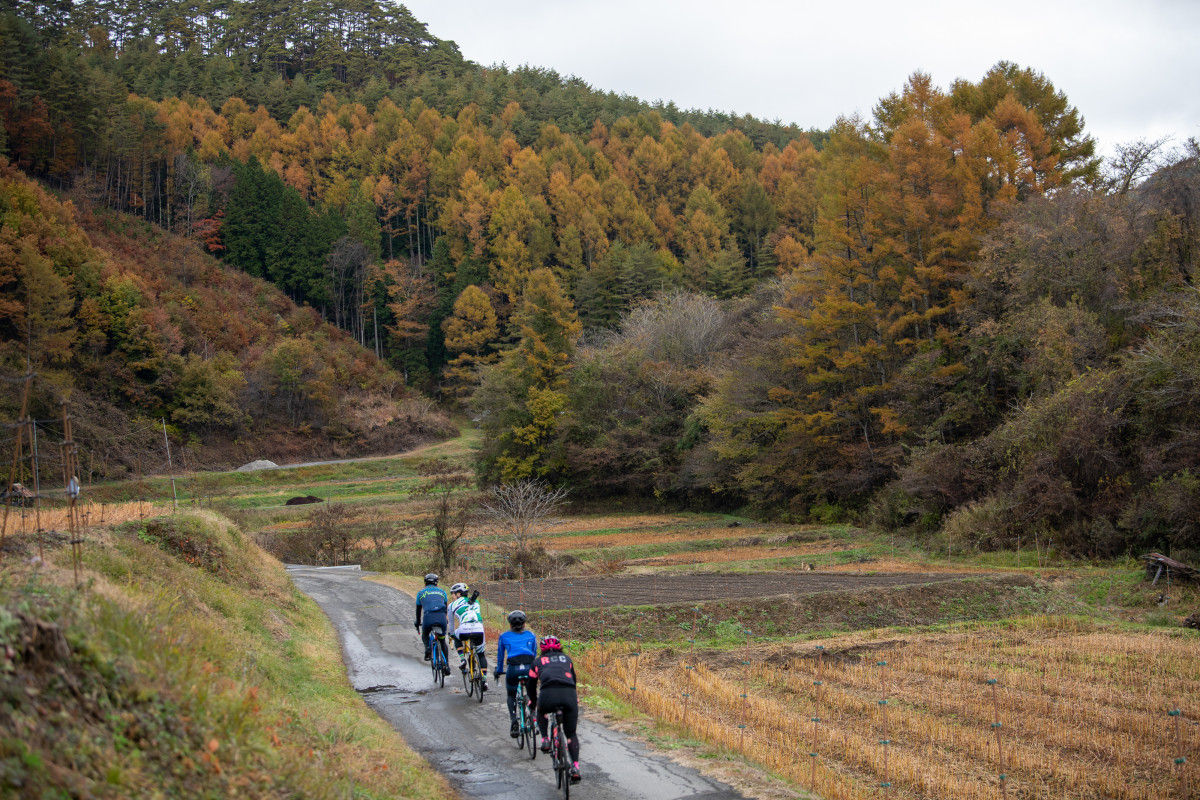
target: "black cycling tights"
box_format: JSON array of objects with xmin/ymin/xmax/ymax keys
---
[{"xmin": 537, "ymin": 686, "xmax": 579, "ymax": 762}]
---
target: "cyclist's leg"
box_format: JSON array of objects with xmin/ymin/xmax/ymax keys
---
[
  {"xmin": 468, "ymin": 633, "xmax": 488, "ymax": 689},
  {"xmin": 539, "ymin": 688, "xmax": 578, "ymax": 761},
  {"xmin": 505, "ymin": 667, "xmax": 520, "ymax": 720},
  {"xmin": 451, "ymin": 634, "xmax": 465, "ymax": 669},
  {"xmin": 472, "ymin": 633, "xmax": 488, "ymax": 672},
  {"xmin": 420, "ymin": 622, "xmax": 435, "ymax": 659},
  {"xmin": 561, "ymin": 694, "xmax": 580, "ymax": 763},
  {"xmin": 436, "ymin": 627, "xmax": 449, "ymax": 662}
]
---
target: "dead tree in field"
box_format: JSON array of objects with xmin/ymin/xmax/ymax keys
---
[{"xmin": 478, "ymin": 479, "xmax": 569, "ymax": 574}]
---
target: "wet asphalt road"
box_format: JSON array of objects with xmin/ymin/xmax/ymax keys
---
[{"xmin": 289, "ymin": 565, "xmax": 746, "ymax": 800}]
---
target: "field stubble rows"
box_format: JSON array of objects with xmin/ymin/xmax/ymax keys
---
[{"xmin": 580, "ymin": 621, "xmax": 1199, "ymax": 800}]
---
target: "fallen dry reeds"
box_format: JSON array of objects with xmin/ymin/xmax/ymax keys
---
[
  {"xmin": 579, "ymin": 620, "xmax": 1199, "ymax": 800},
  {"xmin": 4, "ymin": 499, "xmax": 163, "ymax": 538}
]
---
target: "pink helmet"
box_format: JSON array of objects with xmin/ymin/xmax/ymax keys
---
[{"xmin": 540, "ymin": 635, "xmax": 562, "ymax": 651}]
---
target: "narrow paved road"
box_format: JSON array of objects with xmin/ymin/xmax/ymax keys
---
[{"xmin": 289, "ymin": 566, "xmax": 746, "ymax": 800}]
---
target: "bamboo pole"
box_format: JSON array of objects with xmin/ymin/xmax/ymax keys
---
[
  {"xmin": 812, "ymin": 645, "xmax": 825, "ymax": 791},
  {"xmin": 880, "ymin": 660, "xmax": 891, "ymax": 797},
  {"xmin": 683, "ymin": 606, "xmax": 699, "ymax": 726},
  {"xmin": 738, "ymin": 628, "xmax": 752, "ymax": 752},
  {"xmin": 1, "ymin": 373, "xmax": 32, "ymax": 556},
  {"xmin": 988, "ymin": 678, "xmax": 1007, "ymax": 799}
]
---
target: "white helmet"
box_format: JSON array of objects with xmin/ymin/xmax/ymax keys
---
[{"xmin": 450, "ymin": 582, "xmax": 468, "ymax": 594}]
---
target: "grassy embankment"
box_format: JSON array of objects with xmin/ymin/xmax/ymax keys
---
[{"xmin": 0, "ymin": 510, "xmax": 452, "ymax": 799}]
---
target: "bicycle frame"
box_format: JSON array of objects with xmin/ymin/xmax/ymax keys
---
[
  {"xmin": 426, "ymin": 627, "xmax": 447, "ymax": 686},
  {"xmin": 548, "ymin": 708, "xmax": 570, "ymax": 798},
  {"xmin": 463, "ymin": 641, "xmax": 484, "ymax": 701},
  {"xmin": 516, "ymin": 679, "xmax": 537, "ymax": 757}
]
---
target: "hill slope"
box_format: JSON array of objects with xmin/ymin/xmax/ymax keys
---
[{"xmin": 0, "ymin": 161, "xmax": 453, "ymax": 478}]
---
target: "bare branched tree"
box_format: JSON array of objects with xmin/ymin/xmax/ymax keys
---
[
  {"xmin": 478, "ymin": 479, "xmax": 570, "ymax": 559},
  {"xmin": 361, "ymin": 504, "xmax": 399, "ymax": 555},
  {"xmin": 1106, "ymin": 136, "xmax": 1172, "ymax": 196},
  {"xmin": 414, "ymin": 458, "xmax": 476, "ymax": 570},
  {"xmin": 615, "ymin": 290, "xmax": 726, "ymax": 366},
  {"xmin": 307, "ymin": 502, "xmax": 355, "ymax": 565}
]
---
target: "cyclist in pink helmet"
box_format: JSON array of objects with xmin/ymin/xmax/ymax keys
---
[{"xmin": 526, "ymin": 635, "xmax": 581, "ymax": 783}]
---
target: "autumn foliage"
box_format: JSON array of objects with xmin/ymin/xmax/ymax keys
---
[{"xmin": 2, "ymin": 1, "xmax": 1197, "ymax": 554}]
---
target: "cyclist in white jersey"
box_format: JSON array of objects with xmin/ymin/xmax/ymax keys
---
[{"xmin": 449, "ymin": 583, "xmax": 488, "ymax": 691}]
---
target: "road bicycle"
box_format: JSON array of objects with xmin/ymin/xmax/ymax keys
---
[
  {"xmin": 547, "ymin": 707, "xmax": 572, "ymax": 798},
  {"xmin": 462, "ymin": 640, "xmax": 485, "ymax": 702},
  {"xmin": 515, "ymin": 679, "xmax": 537, "ymax": 758},
  {"xmin": 426, "ymin": 626, "xmax": 448, "ymax": 688}
]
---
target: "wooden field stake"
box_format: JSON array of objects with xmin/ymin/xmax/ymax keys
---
[
  {"xmin": 630, "ymin": 612, "xmax": 644, "ymax": 699},
  {"xmin": 988, "ymin": 678, "xmax": 1008, "ymax": 799},
  {"xmin": 31, "ymin": 418, "xmax": 43, "ymax": 561},
  {"xmin": 738, "ymin": 628, "xmax": 751, "ymax": 753},
  {"xmin": 811, "ymin": 645, "xmax": 824, "ymax": 791},
  {"xmin": 1170, "ymin": 702, "xmax": 1189, "ymax": 796},
  {"xmin": 518, "ymin": 563, "xmax": 524, "ymax": 607},
  {"xmin": 682, "ymin": 606, "xmax": 698, "ymax": 726},
  {"xmin": 62, "ymin": 402, "xmax": 82, "ymax": 586},
  {"xmin": 1, "ymin": 372, "xmax": 32, "ymax": 558},
  {"xmin": 879, "ymin": 660, "xmax": 891, "ymax": 796}
]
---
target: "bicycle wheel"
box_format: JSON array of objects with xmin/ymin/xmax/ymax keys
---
[
  {"xmin": 473, "ymin": 665, "xmax": 484, "ymax": 704},
  {"xmin": 463, "ymin": 655, "xmax": 473, "ymax": 696},
  {"xmin": 429, "ymin": 636, "xmax": 439, "ymax": 684},
  {"xmin": 515, "ymin": 688, "xmax": 526, "ymax": 749},
  {"xmin": 558, "ymin": 719, "xmax": 571, "ymax": 799},
  {"xmin": 524, "ymin": 703, "xmax": 537, "ymax": 759},
  {"xmin": 434, "ymin": 643, "xmax": 446, "ymax": 689},
  {"xmin": 551, "ymin": 721, "xmax": 563, "ymax": 789}
]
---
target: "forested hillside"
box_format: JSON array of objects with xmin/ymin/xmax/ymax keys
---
[
  {"xmin": 2, "ymin": 0, "xmax": 1197, "ymax": 556},
  {"xmin": 0, "ymin": 161, "xmax": 453, "ymax": 474}
]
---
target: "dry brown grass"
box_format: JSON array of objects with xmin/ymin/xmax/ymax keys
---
[
  {"xmin": 541, "ymin": 527, "xmax": 801, "ymax": 550},
  {"xmin": 2, "ymin": 499, "xmax": 164, "ymax": 536},
  {"xmin": 548, "ymin": 515, "xmax": 696, "ymax": 532},
  {"xmin": 626, "ymin": 543, "xmax": 838, "ymax": 567},
  {"xmin": 817, "ymin": 558, "xmax": 988, "ymax": 574},
  {"xmin": 580, "ymin": 619, "xmax": 1200, "ymax": 800}
]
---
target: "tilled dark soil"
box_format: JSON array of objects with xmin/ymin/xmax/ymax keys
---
[
  {"xmin": 483, "ymin": 573, "xmax": 1053, "ymax": 643},
  {"xmin": 475, "ymin": 571, "xmax": 974, "ymax": 613}
]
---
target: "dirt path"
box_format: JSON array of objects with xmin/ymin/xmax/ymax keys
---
[{"xmin": 288, "ymin": 566, "xmax": 746, "ymax": 800}]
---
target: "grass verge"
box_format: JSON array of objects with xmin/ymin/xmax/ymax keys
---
[{"xmin": 0, "ymin": 510, "xmax": 452, "ymax": 800}]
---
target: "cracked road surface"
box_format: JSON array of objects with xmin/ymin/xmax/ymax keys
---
[{"xmin": 289, "ymin": 566, "xmax": 747, "ymax": 800}]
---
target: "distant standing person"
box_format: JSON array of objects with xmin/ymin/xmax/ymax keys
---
[
  {"xmin": 494, "ymin": 610, "xmax": 538, "ymax": 737},
  {"xmin": 527, "ymin": 635, "xmax": 582, "ymax": 783}
]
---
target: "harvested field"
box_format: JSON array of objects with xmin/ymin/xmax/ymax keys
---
[
  {"xmin": 580, "ymin": 619, "xmax": 1200, "ymax": 800},
  {"xmin": 476, "ymin": 570, "xmax": 975, "ymax": 614},
  {"xmin": 624, "ymin": 543, "xmax": 839, "ymax": 567},
  {"xmin": 540, "ymin": 527, "xmax": 818, "ymax": 551}
]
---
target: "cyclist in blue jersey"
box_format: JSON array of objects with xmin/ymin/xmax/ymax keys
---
[
  {"xmin": 494, "ymin": 610, "xmax": 538, "ymax": 737},
  {"xmin": 414, "ymin": 573, "xmax": 451, "ymax": 674}
]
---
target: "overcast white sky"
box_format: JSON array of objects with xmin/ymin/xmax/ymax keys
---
[{"xmin": 400, "ymin": 0, "xmax": 1200, "ymax": 159}]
